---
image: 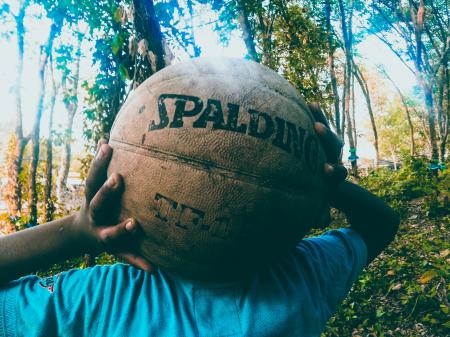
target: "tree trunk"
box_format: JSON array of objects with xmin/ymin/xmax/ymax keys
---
[
  {"xmin": 5, "ymin": 0, "xmax": 29, "ymax": 218},
  {"xmin": 436, "ymin": 65, "xmax": 448, "ymax": 162},
  {"xmin": 28, "ymin": 20, "xmax": 62, "ymax": 225},
  {"xmin": 237, "ymin": 1, "xmax": 259, "ymax": 62},
  {"xmin": 338, "ymin": 0, "xmax": 357, "ymax": 175},
  {"xmin": 324, "ymin": 0, "xmax": 341, "ymax": 137},
  {"xmin": 421, "ymin": 79, "xmax": 439, "ymax": 160},
  {"xmin": 353, "ymin": 63, "xmax": 380, "ymax": 163},
  {"xmin": 44, "ymin": 67, "xmax": 58, "ymax": 222},
  {"xmin": 351, "ymin": 70, "xmax": 357, "ymax": 148},
  {"xmin": 409, "ymin": 1, "xmax": 439, "ymax": 161},
  {"xmin": 57, "ymin": 35, "xmax": 82, "ymax": 201},
  {"xmin": 133, "ymin": 0, "xmax": 166, "ymax": 73}
]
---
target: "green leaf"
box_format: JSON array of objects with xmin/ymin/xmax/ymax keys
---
[
  {"xmin": 118, "ymin": 64, "xmax": 130, "ymax": 81},
  {"xmin": 111, "ymin": 33, "xmax": 124, "ymax": 55},
  {"xmin": 443, "ymin": 321, "xmax": 450, "ymax": 328}
]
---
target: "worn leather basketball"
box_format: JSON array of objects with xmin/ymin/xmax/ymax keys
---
[{"xmin": 108, "ymin": 57, "xmax": 327, "ymax": 280}]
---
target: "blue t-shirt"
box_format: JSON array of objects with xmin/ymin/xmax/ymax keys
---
[{"xmin": 0, "ymin": 228, "xmax": 367, "ymax": 337}]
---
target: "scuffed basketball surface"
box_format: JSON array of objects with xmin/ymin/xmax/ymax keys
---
[{"xmin": 108, "ymin": 57, "xmax": 327, "ymax": 280}]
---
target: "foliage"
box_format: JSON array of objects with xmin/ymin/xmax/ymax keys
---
[
  {"xmin": 374, "ymin": 96, "xmax": 428, "ymax": 159},
  {"xmin": 323, "ymin": 200, "xmax": 449, "ymax": 336},
  {"xmin": 358, "ymin": 156, "xmax": 445, "ymax": 215},
  {"xmin": 80, "ymin": 1, "xmax": 132, "ymax": 151},
  {"xmin": 321, "ymin": 160, "xmax": 450, "ymax": 336},
  {"xmin": 270, "ymin": 4, "xmax": 331, "ymax": 104}
]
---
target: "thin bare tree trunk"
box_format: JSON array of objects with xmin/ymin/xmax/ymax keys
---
[
  {"xmin": 436, "ymin": 65, "xmax": 449, "ymax": 162},
  {"xmin": 353, "ymin": 62, "xmax": 380, "ymax": 163},
  {"xmin": 351, "ymin": 70, "xmax": 357, "ymax": 148},
  {"xmin": 338, "ymin": 0, "xmax": 357, "ymax": 175},
  {"xmin": 237, "ymin": 0, "xmax": 259, "ymax": 62},
  {"xmin": 324, "ymin": 0, "xmax": 341, "ymax": 137},
  {"xmin": 421, "ymin": 80, "xmax": 439, "ymax": 160},
  {"xmin": 410, "ymin": 0, "xmax": 439, "ymax": 160},
  {"xmin": 57, "ymin": 35, "xmax": 82, "ymax": 201},
  {"xmin": 29, "ymin": 19, "xmax": 62, "ymax": 225},
  {"xmin": 5, "ymin": 0, "xmax": 29, "ymax": 218},
  {"xmin": 45, "ymin": 62, "xmax": 58, "ymax": 222}
]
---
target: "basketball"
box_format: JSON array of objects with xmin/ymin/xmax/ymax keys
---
[{"xmin": 107, "ymin": 57, "xmax": 327, "ymax": 280}]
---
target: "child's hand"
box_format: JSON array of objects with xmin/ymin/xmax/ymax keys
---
[
  {"xmin": 307, "ymin": 103, "xmax": 347, "ymax": 228},
  {"xmin": 74, "ymin": 140, "xmax": 153, "ymax": 273},
  {"xmin": 308, "ymin": 102, "xmax": 347, "ymax": 184}
]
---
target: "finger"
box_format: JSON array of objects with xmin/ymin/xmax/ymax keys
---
[
  {"xmin": 117, "ymin": 252, "xmax": 154, "ymax": 273},
  {"xmin": 308, "ymin": 102, "xmax": 330, "ymax": 128},
  {"xmin": 324, "ymin": 164, "xmax": 348, "ymax": 184},
  {"xmin": 90, "ymin": 173, "xmax": 123, "ymax": 223},
  {"xmin": 97, "ymin": 218, "xmax": 135, "ymax": 246},
  {"xmin": 85, "ymin": 141, "xmax": 113, "ymax": 202},
  {"xmin": 315, "ymin": 122, "xmax": 343, "ymax": 163}
]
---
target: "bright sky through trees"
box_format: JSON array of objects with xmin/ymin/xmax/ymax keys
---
[{"xmin": 0, "ymin": 4, "xmax": 416, "ymax": 162}]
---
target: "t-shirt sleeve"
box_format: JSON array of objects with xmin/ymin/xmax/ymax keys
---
[
  {"xmin": 0, "ymin": 264, "xmax": 143, "ymax": 337},
  {"xmin": 295, "ymin": 228, "xmax": 368, "ymax": 313}
]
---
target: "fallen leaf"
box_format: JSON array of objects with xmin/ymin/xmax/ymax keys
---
[
  {"xmin": 439, "ymin": 249, "xmax": 450, "ymax": 257},
  {"xmin": 392, "ymin": 283, "xmax": 402, "ymax": 291},
  {"xmin": 419, "ymin": 270, "xmax": 438, "ymax": 284}
]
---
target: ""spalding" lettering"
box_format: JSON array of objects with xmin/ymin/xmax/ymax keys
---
[{"xmin": 148, "ymin": 93, "xmax": 319, "ymax": 173}]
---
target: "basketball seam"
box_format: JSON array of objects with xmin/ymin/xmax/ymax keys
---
[{"xmin": 109, "ymin": 138, "xmax": 315, "ymax": 194}]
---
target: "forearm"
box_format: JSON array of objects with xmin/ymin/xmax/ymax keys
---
[
  {"xmin": 0, "ymin": 215, "xmax": 87, "ymax": 284},
  {"xmin": 329, "ymin": 181, "xmax": 400, "ymax": 262}
]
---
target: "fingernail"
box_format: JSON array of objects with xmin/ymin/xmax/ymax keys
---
[
  {"xmin": 314, "ymin": 122, "xmax": 327, "ymax": 134},
  {"xmin": 324, "ymin": 163, "xmax": 334, "ymax": 174},
  {"xmin": 125, "ymin": 219, "xmax": 136, "ymax": 233},
  {"xmin": 106, "ymin": 175, "xmax": 117, "ymax": 188},
  {"xmin": 95, "ymin": 145, "xmax": 104, "ymax": 160}
]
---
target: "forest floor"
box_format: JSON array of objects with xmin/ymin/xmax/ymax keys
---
[{"xmin": 323, "ymin": 198, "xmax": 450, "ymax": 337}]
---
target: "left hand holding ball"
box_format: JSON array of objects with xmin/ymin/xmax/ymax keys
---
[{"xmin": 74, "ymin": 139, "xmax": 153, "ymax": 273}]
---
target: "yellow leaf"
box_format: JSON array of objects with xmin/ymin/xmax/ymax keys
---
[
  {"xmin": 113, "ymin": 7, "xmax": 124, "ymax": 23},
  {"xmin": 419, "ymin": 270, "xmax": 438, "ymax": 284},
  {"xmin": 439, "ymin": 249, "xmax": 450, "ymax": 257},
  {"xmin": 387, "ymin": 270, "xmax": 395, "ymax": 276}
]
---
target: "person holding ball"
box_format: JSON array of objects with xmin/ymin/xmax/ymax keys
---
[{"xmin": 0, "ymin": 101, "xmax": 399, "ymax": 337}]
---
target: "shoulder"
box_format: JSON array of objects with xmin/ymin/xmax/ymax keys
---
[
  {"xmin": 294, "ymin": 228, "xmax": 367, "ymax": 277},
  {"xmin": 297, "ymin": 228, "xmax": 368, "ymax": 262}
]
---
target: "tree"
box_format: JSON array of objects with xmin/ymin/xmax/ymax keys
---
[
  {"xmin": 368, "ymin": 0, "xmax": 449, "ymax": 161},
  {"xmin": 377, "ymin": 97, "xmax": 427, "ymax": 160},
  {"xmin": 3, "ymin": 0, "xmax": 30, "ymax": 219},
  {"xmin": 55, "ymin": 30, "xmax": 83, "ymax": 201},
  {"xmin": 28, "ymin": 12, "xmax": 63, "ymax": 225},
  {"xmin": 44, "ymin": 59, "xmax": 59, "ymax": 222},
  {"xmin": 378, "ymin": 66, "xmax": 417, "ymax": 156},
  {"xmin": 353, "ymin": 62, "xmax": 380, "ymax": 163},
  {"xmin": 337, "ymin": 0, "xmax": 359, "ymax": 175}
]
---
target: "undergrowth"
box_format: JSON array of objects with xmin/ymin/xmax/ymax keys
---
[{"xmin": 322, "ymin": 157, "xmax": 450, "ymax": 337}]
